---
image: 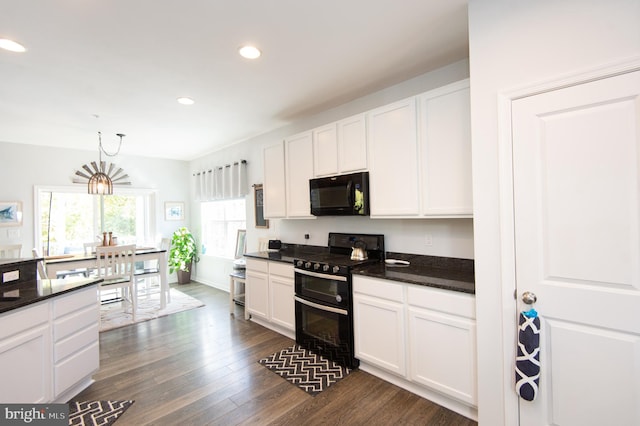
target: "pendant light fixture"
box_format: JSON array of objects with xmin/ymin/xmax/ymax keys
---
[{"xmin": 74, "ymin": 131, "xmax": 131, "ymax": 194}]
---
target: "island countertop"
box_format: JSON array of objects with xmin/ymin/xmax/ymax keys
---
[{"xmin": 0, "ymin": 277, "xmax": 103, "ymax": 315}]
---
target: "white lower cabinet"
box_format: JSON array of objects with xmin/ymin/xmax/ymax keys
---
[
  {"xmin": 0, "ymin": 285, "xmax": 100, "ymax": 403},
  {"xmin": 52, "ymin": 286, "xmax": 100, "ymax": 401},
  {"xmin": 353, "ymin": 275, "xmax": 477, "ymax": 420},
  {"xmin": 246, "ymin": 258, "xmax": 295, "ymax": 338},
  {"xmin": 268, "ymin": 262, "xmax": 295, "ymax": 330},
  {"xmin": 0, "ymin": 303, "xmax": 51, "ymax": 403},
  {"xmin": 246, "ymin": 259, "xmax": 270, "ymax": 321},
  {"xmin": 353, "ymin": 278, "xmax": 405, "ymax": 376}
]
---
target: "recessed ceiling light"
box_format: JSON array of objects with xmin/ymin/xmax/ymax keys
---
[
  {"xmin": 0, "ymin": 38, "xmax": 26, "ymax": 53},
  {"xmin": 177, "ymin": 97, "xmax": 195, "ymax": 105},
  {"xmin": 238, "ymin": 45, "xmax": 261, "ymax": 59}
]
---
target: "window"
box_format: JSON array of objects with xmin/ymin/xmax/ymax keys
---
[
  {"xmin": 201, "ymin": 198, "xmax": 246, "ymax": 258},
  {"xmin": 36, "ymin": 186, "xmax": 156, "ymax": 256}
]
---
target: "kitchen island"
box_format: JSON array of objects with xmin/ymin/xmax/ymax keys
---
[{"xmin": 0, "ymin": 258, "xmax": 103, "ymax": 403}]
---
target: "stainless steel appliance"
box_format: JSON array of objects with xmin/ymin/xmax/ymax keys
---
[
  {"xmin": 294, "ymin": 232, "xmax": 385, "ymax": 368},
  {"xmin": 309, "ymin": 172, "xmax": 369, "ymax": 216}
]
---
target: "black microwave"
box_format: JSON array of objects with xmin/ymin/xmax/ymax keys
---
[{"xmin": 309, "ymin": 172, "xmax": 369, "ymax": 216}]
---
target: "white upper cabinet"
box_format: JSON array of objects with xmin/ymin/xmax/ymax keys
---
[
  {"xmin": 313, "ymin": 124, "xmax": 338, "ymax": 176},
  {"xmin": 285, "ymin": 132, "xmax": 315, "ymax": 218},
  {"xmin": 263, "ymin": 142, "xmax": 287, "ymax": 219},
  {"xmin": 367, "ymin": 97, "xmax": 420, "ymax": 217},
  {"xmin": 418, "ymin": 79, "xmax": 473, "ymax": 217},
  {"xmin": 313, "ymin": 113, "xmax": 367, "ymax": 177}
]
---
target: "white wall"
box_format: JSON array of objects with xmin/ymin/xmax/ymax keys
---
[
  {"xmin": 190, "ymin": 59, "xmax": 475, "ymax": 290},
  {"xmin": 468, "ymin": 1, "xmax": 640, "ymax": 424},
  {"xmin": 0, "ymin": 141, "xmax": 190, "ymax": 254}
]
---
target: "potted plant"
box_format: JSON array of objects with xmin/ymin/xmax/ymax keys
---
[{"xmin": 168, "ymin": 227, "xmax": 200, "ymax": 284}]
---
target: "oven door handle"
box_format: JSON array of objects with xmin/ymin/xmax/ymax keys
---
[
  {"xmin": 294, "ymin": 268, "xmax": 347, "ymax": 282},
  {"xmin": 294, "ymin": 296, "xmax": 348, "ymax": 316}
]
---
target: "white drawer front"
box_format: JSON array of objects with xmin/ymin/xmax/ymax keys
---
[
  {"xmin": 54, "ymin": 322, "xmax": 99, "ymax": 362},
  {"xmin": 52, "ymin": 286, "xmax": 98, "ymax": 318},
  {"xmin": 54, "ymin": 341, "xmax": 99, "ymax": 397},
  {"xmin": 246, "ymin": 258, "xmax": 268, "ymax": 273},
  {"xmin": 407, "ymin": 285, "xmax": 475, "ymax": 319},
  {"xmin": 53, "ymin": 306, "xmax": 98, "ymax": 341},
  {"xmin": 269, "ymin": 262, "xmax": 293, "ymax": 278},
  {"xmin": 353, "ymin": 276, "xmax": 404, "ymax": 302}
]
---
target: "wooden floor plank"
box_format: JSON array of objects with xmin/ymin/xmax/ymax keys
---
[{"xmin": 72, "ymin": 282, "xmax": 477, "ymax": 425}]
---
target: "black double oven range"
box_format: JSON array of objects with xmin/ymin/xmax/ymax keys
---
[{"xmin": 293, "ymin": 232, "xmax": 385, "ymax": 369}]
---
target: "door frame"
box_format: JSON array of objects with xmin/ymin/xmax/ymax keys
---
[{"xmin": 490, "ymin": 57, "xmax": 640, "ymax": 425}]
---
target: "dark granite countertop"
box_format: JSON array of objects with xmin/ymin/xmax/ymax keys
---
[
  {"xmin": 0, "ymin": 277, "xmax": 103, "ymax": 315},
  {"xmin": 245, "ymin": 245, "xmax": 475, "ymax": 294},
  {"xmin": 245, "ymin": 243, "xmax": 328, "ymax": 264},
  {"xmin": 352, "ymin": 252, "xmax": 475, "ymax": 294}
]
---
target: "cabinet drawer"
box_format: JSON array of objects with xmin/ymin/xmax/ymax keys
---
[
  {"xmin": 353, "ymin": 276, "xmax": 404, "ymax": 302},
  {"xmin": 54, "ymin": 322, "xmax": 99, "ymax": 362},
  {"xmin": 52, "ymin": 286, "xmax": 98, "ymax": 318},
  {"xmin": 53, "ymin": 305, "xmax": 98, "ymax": 341},
  {"xmin": 407, "ymin": 285, "xmax": 475, "ymax": 319},
  {"xmin": 54, "ymin": 341, "xmax": 99, "ymax": 397},
  {"xmin": 269, "ymin": 262, "xmax": 293, "ymax": 279},
  {"xmin": 246, "ymin": 258, "xmax": 268, "ymax": 274},
  {"xmin": 0, "ymin": 302, "xmax": 49, "ymax": 341}
]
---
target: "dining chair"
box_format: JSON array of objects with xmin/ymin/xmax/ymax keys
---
[
  {"xmin": 136, "ymin": 238, "xmax": 171, "ymax": 303},
  {"xmin": 31, "ymin": 248, "xmax": 48, "ymax": 280},
  {"xmin": 0, "ymin": 244, "xmax": 22, "ymax": 259},
  {"xmin": 96, "ymin": 244, "xmax": 137, "ymax": 322}
]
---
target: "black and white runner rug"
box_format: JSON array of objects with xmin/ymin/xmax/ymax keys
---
[
  {"xmin": 258, "ymin": 344, "xmax": 352, "ymax": 396},
  {"xmin": 69, "ymin": 401, "xmax": 134, "ymax": 426}
]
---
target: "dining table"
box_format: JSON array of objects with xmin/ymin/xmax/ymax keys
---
[{"xmin": 44, "ymin": 247, "xmax": 169, "ymax": 309}]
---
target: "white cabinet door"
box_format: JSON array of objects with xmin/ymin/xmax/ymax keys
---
[
  {"xmin": 313, "ymin": 123, "xmax": 338, "ymax": 177},
  {"xmin": 512, "ymin": 70, "xmax": 640, "ymax": 426},
  {"xmin": 418, "ymin": 79, "xmax": 473, "ymax": 217},
  {"xmin": 368, "ymin": 97, "xmax": 420, "ymax": 217},
  {"xmin": 269, "ymin": 275, "xmax": 295, "ymax": 330},
  {"xmin": 246, "ymin": 259, "xmax": 270, "ymax": 321},
  {"xmin": 353, "ymin": 276, "xmax": 406, "ymax": 376},
  {"xmin": 337, "ymin": 113, "xmax": 367, "ymax": 173},
  {"xmin": 408, "ymin": 307, "xmax": 477, "ymax": 406},
  {"xmin": 0, "ymin": 303, "xmax": 51, "ymax": 403},
  {"xmin": 263, "ymin": 142, "xmax": 287, "ymax": 218},
  {"xmin": 285, "ymin": 132, "xmax": 314, "ymax": 218}
]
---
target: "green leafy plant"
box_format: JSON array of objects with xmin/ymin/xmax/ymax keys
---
[{"xmin": 168, "ymin": 227, "xmax": 200, "ymax": 273}]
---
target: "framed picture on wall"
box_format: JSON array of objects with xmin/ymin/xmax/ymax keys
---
[
  {"xmin": 0, "ymin": 201, "xmax": 23, "ymax": 227},
  {"xmin": 253, "ymin": 184, "xmax": 269, "ymax": 228},
  {"xmin": 165, "ymin": 201, "xmax": 184, "ymax": 221}
]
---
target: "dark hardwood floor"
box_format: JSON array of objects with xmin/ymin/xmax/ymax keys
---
[{"xmin": 73, "ymin": 282, "xmax": 477, "ymax": 426}]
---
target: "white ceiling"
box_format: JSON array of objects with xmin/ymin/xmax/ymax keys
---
[{"xmin": 0, "ymin": 1, "xmax": 469, "ymax": 161}]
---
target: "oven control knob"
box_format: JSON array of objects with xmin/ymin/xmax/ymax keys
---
[
  {"xmin": 305, "ymin": 262, "xmax": 311, "ymax": 269},
  {"xmin": 336, "ymin": 295, "xmax": 342, "ymax": 303},
  {"xmin": 314, "ymin": 263, "xmax": 320, "ymax": 270},
  {"xmin": 296, "ymin": 260, "xmax": 303, "ymax": 267},
  {"xmin": 323, "ymin": 264, "xmax": 329, "ymax": 272},
  {"xmin": 332, "ymin": 266, "xmax": 340, "ymax": 274}
]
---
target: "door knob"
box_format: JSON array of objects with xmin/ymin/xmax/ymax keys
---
[{"xmin": 522, "ymin": 291, "xmax": 537, "ymax": 305}]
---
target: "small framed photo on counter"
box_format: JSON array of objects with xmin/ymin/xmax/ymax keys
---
[
  {"xmin": 165, "ymin": 201, "xmax": 184, "ymax": 221},
  {"xmin": 0, "ymin": 201, "xmax": 23, "ymax": 227}
]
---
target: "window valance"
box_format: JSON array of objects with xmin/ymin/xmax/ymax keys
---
[{"xmin": 193, "ymin": 160, "xmax": 248, "ymax": 201}]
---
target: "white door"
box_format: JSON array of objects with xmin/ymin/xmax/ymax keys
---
[{"xmin": 512, "ymin": 70, "xmax": 640, "ymax": 426}]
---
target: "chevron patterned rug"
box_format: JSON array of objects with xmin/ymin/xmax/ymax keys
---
[
  {"xmin": 69, "ymin": 401, "xmax": 134, "ymax": 426},
  {"xmin": 258, "ymin": 344, "xmax": 352, "ymax": 396}
]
